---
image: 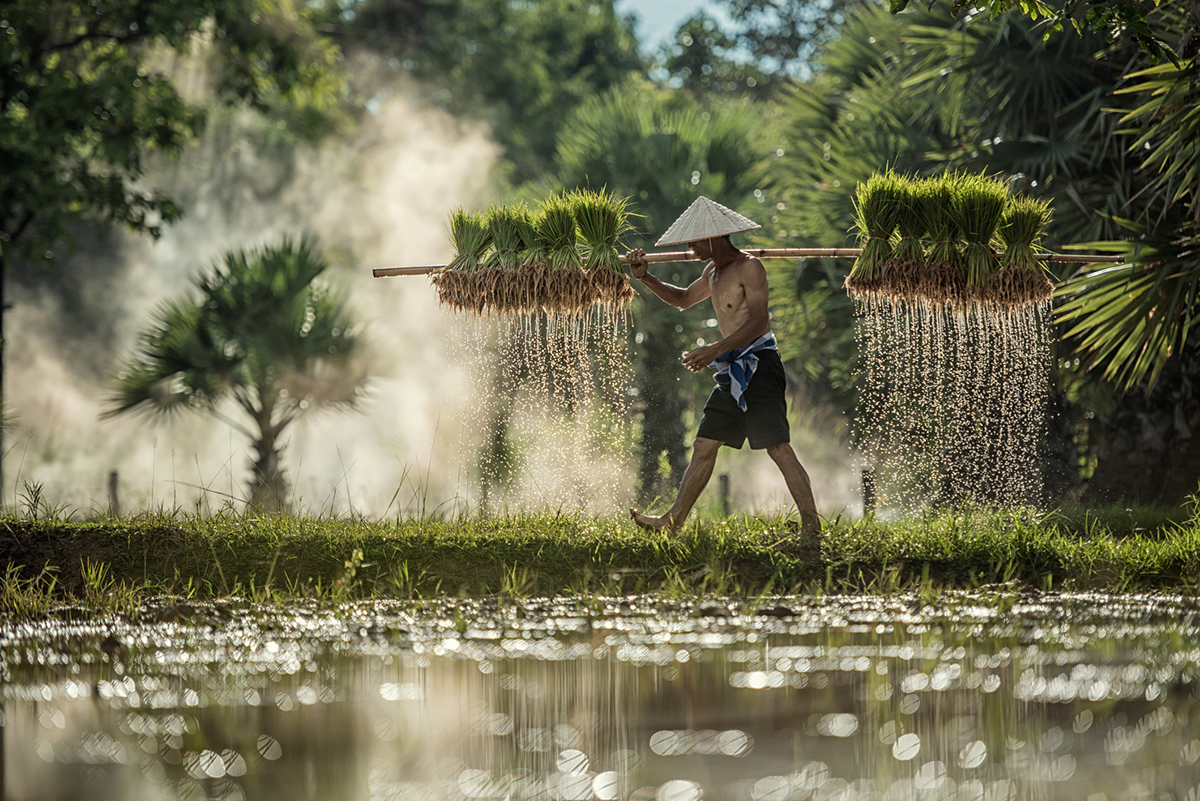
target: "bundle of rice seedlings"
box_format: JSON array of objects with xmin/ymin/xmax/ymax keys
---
[
  {"xmin": 527, "ymin": 193, "xmax": 587, "ymax": 313},
  {"xmin": 518, "ymin": 204, "xmax": 546, "ymax": 269},
  {"xmin": 847, "ymin": 172, "xmax": 905, "ymax": 300},
  {"xmin": 447, "ymin": 207, "xmax": 492, "ymax": 271},
  {"xmin": 538, "ymin": 193, "xmax": 582, "ymax": 272},
  {"xmin": 922, "ymin": 176, "xmax": 967, "ymax": 305},
  {"xmin": 956, "ymin": 173, "xmax": 1007, "ymax": 295},
  {"xmin": 484, "ymin": 204, "xmax": 525, "ymax": 272},
  {"xmin": 573, "ymin": 188, "xmax": 632, "ymax": 272},
  {"xmin": 481, "ymin": 204, "xmax": 544, "ymax": 314},
  {"xmin": 496, "ymin": 204, "xmax": 539, "ymax": 313},
  {"xmin": 883, "ymin": 177, "xmax": 936, "ymax": 302},
  {"xmin": 993, "ymin": 195, "xmax": 1053, "ymax": 307},
  {"xmin": 573, "ymin": 188, "xmax": 634, "ymax": 311},
  {"xmin": 433, "ymin": 208, "xmax": 492, "ymax": 314}
]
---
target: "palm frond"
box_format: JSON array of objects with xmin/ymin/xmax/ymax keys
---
[
  {"xmin": 1055, "ymin": 225, "xmax": 1200, "ymax": 389},
  {"xmin": 106, "ymin": 297, "xmax": 229, "ymax": 419},
  {"xmin": 1115, "ymin": 59, "xmax": 1200, "ymax": 224},
  {"xmin": 109, "ymin": 234, "xmax": 367, "ymax": 420}
]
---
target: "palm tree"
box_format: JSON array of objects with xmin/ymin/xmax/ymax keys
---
[{"xmin": 108, "ymin": 235, "xmax": 367, "ymax": 511}]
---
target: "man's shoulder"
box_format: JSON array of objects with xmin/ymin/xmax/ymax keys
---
[{"xmin": 734, "ymin": 252, "xmax": 767, "ymax": 277}]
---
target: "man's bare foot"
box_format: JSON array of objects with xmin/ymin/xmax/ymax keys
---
[
  {"xmin": 785, "ymin": 517, "xmax": 821, "ymax": 535},
  {"xmin": 780, "ymin": 517, "xmax": 821, "ymax": 557},
  {"xmin": 631, "ymin": 508, "xmax": 675, "ymax": 531}
]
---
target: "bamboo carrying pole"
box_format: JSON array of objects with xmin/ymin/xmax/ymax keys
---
[{"xmin": 372, "ymin": 248, "xmax": 1121, "ymax": 278}]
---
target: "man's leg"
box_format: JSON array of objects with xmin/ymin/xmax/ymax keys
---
[
  {"xmin": 765, "ymin": 442, "xmax": 821, "ymax": 535},
  {"xmin": 631, "ymin": 437, "xmax": 723, "ymax": 531}
]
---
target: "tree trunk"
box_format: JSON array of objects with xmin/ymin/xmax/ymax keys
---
[{"xmin": 249, "ymin": 404, "xmax": 289, "ymax": 513}]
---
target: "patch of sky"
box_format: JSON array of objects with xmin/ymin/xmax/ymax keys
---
[{"xmin": 614, "ymin": 0, "xmax": 729, "ymax": 54}]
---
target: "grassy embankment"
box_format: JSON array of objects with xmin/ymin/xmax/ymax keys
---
[{"xmin": 2, "ymin": 502, "xmax": 1198, "ymax": 616}]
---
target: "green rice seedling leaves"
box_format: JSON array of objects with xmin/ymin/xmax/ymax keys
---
[
  {"xmin": 893, "ymin": 177, "xmax": 929, "ymax": 265},
  {"xmin": 515, "ymin": 203, "xmax": 546, "ymax": 267},
  {"xmin": 572, "ymin": 188, "xmax": 633, "ymax": 273},
  {"xmin": 447, "ymin": 208, "xmax": 491, "ymax": 273},
  {"xmin": 926, "ymin": 176, "xmax": 962, "ymax": 270},
  {"xmin": 536, "ymin": 194, "xmax": 582, "ymax": 271},
  {"xmin": 998, "ymin": 196, "xmax": 1052, "ymax": 272},
  {"xmin": 956, "ymin": 173, "xmax": 1008, "ymax": 288},
  {"xmin": 849, "ymin": 172, "xmax": 905, "ymax": 285},
  {"xmin": 484, "ymin": 204, "xmax": 526, "ymax": 271}
]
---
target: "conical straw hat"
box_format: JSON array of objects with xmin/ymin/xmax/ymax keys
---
[{"xmin": 655, "ymin": 196, "xmax": 761, "ymax": 246}]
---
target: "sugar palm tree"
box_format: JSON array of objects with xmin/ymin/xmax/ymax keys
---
[{"xmin": 108, "ymin": 235, "xmax": 367, "ymax": 511}]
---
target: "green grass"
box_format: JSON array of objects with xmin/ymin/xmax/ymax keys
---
[{"xmin": 2, "ymin": 503, "xmax": 1198, "ymax": 617}]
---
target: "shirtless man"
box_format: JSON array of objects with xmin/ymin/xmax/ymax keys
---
[{"xmin": 625, "ymin": 198, "xmax": 820, "ymax": 536}]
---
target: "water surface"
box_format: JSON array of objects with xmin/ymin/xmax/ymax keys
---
[{"xmin": 4, "ymin": 592, "xmax": 1200, "ymax": 800}]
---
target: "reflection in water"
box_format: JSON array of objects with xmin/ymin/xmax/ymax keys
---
[{"xmin": 3, "ymin": 593, "xmax": 1200, "ymax": 799}]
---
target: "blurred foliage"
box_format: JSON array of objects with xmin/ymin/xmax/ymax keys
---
[
  {"xmin": 895, "ymin": 0, "xmax": 1184, "ymax": 63},
  {"xmin": 657, "ymin": 0, "xmax": 868, "ymax": 97},
  {"xmin": 108, "ymin": 236, "xmax": 367, "ymax": 511},
  {"xmin": 0, "ymin": 0, "xmax": 347, "ymax": 263},
  {"xmin": 658, "ymin": 11, "xmax": 773, "ymax": 98},
  {"xmin": 320, "ymin": 0, "xmax": 644, "ymax": 183}
]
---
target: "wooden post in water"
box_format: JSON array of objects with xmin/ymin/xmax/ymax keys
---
[
  {"xmin": 108, "ymin": 470, "xmax": 120, "ymax": 517},
  {"xmin": 862, "ymin": 469, "xmax": 877, "ymax": 516}
]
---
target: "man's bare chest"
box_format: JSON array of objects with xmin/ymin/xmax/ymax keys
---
[{"xmin": 708, "ymin": 266, "xmax": 745, "ymax": 312}]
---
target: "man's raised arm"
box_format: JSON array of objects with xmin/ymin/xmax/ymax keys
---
[{"xmin": 625, "ymin": 248, "xmax": 712, "ymax": 310}]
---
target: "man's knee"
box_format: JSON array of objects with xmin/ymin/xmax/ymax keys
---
[
  {"xmin": 766, "ymin": 442, "xmax": 795, "ymax": 463},
  {"xmin": 692, "ymin": 437, "xmax": 723, "ymax": 462}
]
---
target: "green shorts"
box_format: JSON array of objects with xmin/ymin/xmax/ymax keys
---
[{"xmin": 696, "ymin": 349, "xmax": 790, "ymax": 450}]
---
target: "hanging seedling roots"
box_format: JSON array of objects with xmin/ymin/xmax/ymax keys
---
[
  {"xmin": 844, "ymin": 171, "xmax": 1054, "ymax": 313},
  {"xmin": 432, "ymin": 190, "xmax": 635, "ymax": 322}
]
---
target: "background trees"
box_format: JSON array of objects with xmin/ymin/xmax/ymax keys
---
[
  {"xmin": 0, "ymin": 0, "xmax": 347, "ymax": 495},
  {"xmin": 1, "ymin": 0, "xmax": 345, "ymax": 263},
  {"xmin": 322, "ymin": 0, "xmax": 644, "ymax": 182},
  {"xmin": 108, "ymin": 237, "xmax": 366, "ymax": 511}
]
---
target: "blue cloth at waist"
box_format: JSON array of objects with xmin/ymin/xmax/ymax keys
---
[{"xmin": 709, "ymin": 332, "xmax": 778, "ymax": 411}]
